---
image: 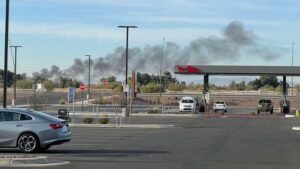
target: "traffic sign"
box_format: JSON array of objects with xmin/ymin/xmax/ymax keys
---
[
  {"xmin": 102, "ymin": 79, "xmax": 109, "ymax": 86},
  {"xmin": 80, "ymin": 84, "xmax": 85, "ymax": 91}
]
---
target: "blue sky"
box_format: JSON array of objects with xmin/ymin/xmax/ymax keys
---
[{"xmin": 0, "ymin": 0, "xmax": 300, "ymax": 84}]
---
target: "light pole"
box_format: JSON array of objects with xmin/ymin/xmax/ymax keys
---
[
  {"xmin": 292, "ymin": 42, "xmax": 294, "ymax": 96},
  {"xmin": 159, "ymin": 37, "xmax": 166, "ymax": 97},
  {"xmin": 85, "ymin": 55, "xmax": 91, "ymax": 100},
  {"xmin": 3, "ymin": 0, "xmax": 10, "ymax": 108},
  {"xmin": 118, "ymin": 25, "xmax": 137, "ymax": 117},
  {"xmin": 10, "ymin": 45, "xmax": 22, "ymax": 107}
]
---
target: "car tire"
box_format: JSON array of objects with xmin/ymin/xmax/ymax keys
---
[{"xmin": 18, "ymin": 133, "xmax": 40, "ymax": 153}]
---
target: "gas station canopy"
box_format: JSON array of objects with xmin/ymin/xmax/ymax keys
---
[{"xmin": 174, "ymin": 65, "xmax": 300, "ymax": 76}]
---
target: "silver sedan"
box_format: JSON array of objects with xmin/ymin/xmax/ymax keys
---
[{"xmin": 0, "ymin": 108, "xmax": 71, "ymax": 153}]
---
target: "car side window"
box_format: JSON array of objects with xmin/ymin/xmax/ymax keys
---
[
  {"xmin": 1, "ymin": 111, "xmax": 21, "ymax": 121},
  {"xmin": 20, "ymin": 114, "xmax": 33, "ymax": 121},
  {"xmin": 0, "ymin": 112, "xmax": 3, "ymax": 122}
]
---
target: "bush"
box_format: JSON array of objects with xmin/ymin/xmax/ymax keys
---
[
  {"xmin": 147, "ymin": 109, "xmax": 160, "ymax": 114},
  {"xmin": 113, "ymin": 84, "xmax": 123, "ymax": 93},
  {"xmin": 140, "ymin": 83, "xmax": 160, "ymax": 93},
  {"xmin": 98, "ymin": 115, "xmax": 109, "ymax": 124},
  {"xmin": 82, "ymin": 117, "xmax": 93, "ymax": 124},
  {"xmin": 59, "ymin": 100, "xmax": 66, "ymax": 105},
  {"xmin": 168, "ymin": 84, "xmax": 186, "ymax": 91}
]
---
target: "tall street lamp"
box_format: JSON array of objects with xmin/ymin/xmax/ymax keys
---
[
  {"xmin": 10, "ymin": 45, "xmax": 22, "ymax": 107},
  {"xmin": 159, "ymin": 37, "xmax": 166, "ymax": 98},
  {"xmin": 118, "ymin": 25, "xmax": 137, "ymax": 117},
  {"xmin": 85, "ymin": 55, "xmax": 91, "ymax": 100},
  {"xmin": 3, "ymin": 0, "xmax": 10, "ymax": 108},
  {"xmin": 291, "ymin": 42, "xmax": 294, "ymax": 96}
]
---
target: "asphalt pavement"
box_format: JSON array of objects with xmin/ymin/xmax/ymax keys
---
[{"xmin": 1, "ymin": 116, "xmax": 300, "ymax": 168}]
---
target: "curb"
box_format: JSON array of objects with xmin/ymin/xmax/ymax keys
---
[
  {"xmin": 69, "ymin": 123, "xmax": 176, "ymax": 128},
  {"xmin": 292, "ymin": 127, "xmax": 300, "ymax": 131},
  {"xmin": 0, "ymin": 155, "xmax": 70, "ymax": 167}
]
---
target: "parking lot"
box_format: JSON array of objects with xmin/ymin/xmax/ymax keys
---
[{"xmin": 1, "ymin": 116, "xmax": 300, "ymax": 169}]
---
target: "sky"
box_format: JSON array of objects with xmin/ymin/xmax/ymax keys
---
[{"xmin": 0, "ymin": 0, "xmax": 300, "ymax": 84}]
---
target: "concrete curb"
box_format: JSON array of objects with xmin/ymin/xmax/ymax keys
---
[
  {"xmin": 285, "ymin": 115, "xmax": 296, "ymax": 118},
  {"xmin": 0, "ymin": 155, "xmax": 70, "ymax": 167},
  {"xmin": 292, "ymin": 127, "xmax": 300, "ymax": 131},
  {"xmin": 69, "ymin": 123, "xmax": 176, "ymax": 128}
]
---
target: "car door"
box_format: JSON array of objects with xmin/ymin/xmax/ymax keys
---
[{"xmin": 0, "ymin": 111, "xmax": 22, "ymax": 147}]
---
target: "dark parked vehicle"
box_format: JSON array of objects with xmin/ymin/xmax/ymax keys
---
[
  {"xmin": 257, "ymin": 99, "xmax": 273, "ymax": 114},
  {"xmin": 280, "ymin": 98, "xmax": 290, "ymax": 114},
  {"xmin": 0, "ymin": 108, "xmax": 71, "ymax": 153}
]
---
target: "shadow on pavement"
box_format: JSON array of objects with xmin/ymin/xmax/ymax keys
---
[{"xmin": 46, "ymin": 149, "xmax": 169, "ymax": 157}]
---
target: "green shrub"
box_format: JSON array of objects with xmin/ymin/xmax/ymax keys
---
[
  {"xmin": 82, "ymin": 117, "xmax": 93, "ymax": 124},
  {"xmin": 59, "ymin": 100, "xmax": 66, "ymax": 105},
  {"xmin": 98, "ymin": 115, "xmax": 109, "ymax": 124},
  {"xmin": 147, "ymin": 109, "xmax": 160, "ymax": 114},
  {"xmin": 140, "ymin": 83, "xmax": 160, "ymax": 93},
  {"xmin": 168, "ymin": 84, "xmax": 186, "ymax": 91}
]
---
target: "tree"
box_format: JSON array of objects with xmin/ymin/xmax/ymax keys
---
[
  {"xmin": 44, "ymin": 80, "xmax": 55, "ymax": 91},
  {"xmin": 137, "ymin": 73, "xmax": 151, "ymax": 86},
  {"xmin": 16, "ymin": 80, "xmax": 33, "ymax": 89},
  {"xmin": 260, "ymin": 75, "xmax": 279, "ymax": 88},
  {"xmin": 107, "ymin": 76, "xmax": 116, "ymax": 83}
]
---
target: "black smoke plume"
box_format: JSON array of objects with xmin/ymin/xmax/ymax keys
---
[{"xmin": 33, "ymin": 21, "xmax": 281, "ymax": 81}]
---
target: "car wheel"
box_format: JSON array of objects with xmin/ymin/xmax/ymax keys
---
[{"xmin": 18, "ymin": 133, "xmax": 39, "ymax": 153}]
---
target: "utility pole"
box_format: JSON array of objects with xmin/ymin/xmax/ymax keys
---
[
  {"xmin": 118, "ymin": 25, "xmax": 137, "ymax": 117},
  {"xmin": 85, "ymin": 55, "xmax": 91, "ymax": 100},
  {"xmin": 159, "ymin": 37, "xmax": 166, "ymax": 98},
  {"xmin": 3, "ymin": 0, "xmax": 10, "ymax": 108},
  {"xmin": 10, "ymin": 45, "xmax": 22, "ymax": 107}
]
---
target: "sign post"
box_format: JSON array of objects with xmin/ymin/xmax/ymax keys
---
[
  {"xmin": 80, "ymin": 84, "xmax": 85, "ymax": 112},
  {"xmin": 68, "ymin": 87, "xmax": 75, "ymax": 123}
]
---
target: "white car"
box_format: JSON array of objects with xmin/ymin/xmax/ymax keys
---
[
  {"xmin": 179, "ymin": 97, "xmax": 196, "ymax": 112},
  {"xmin": 213, "ymin": 101, "xmax": 227, "ymax": 112}
]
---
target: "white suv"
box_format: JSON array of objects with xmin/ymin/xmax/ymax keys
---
[
  {"xmin": 179, "ymin": 97, "xmax": 196, "ymax": 112},
  {"xmin": 213, "ymin": 101, "xmax": 227, "ymax": 112}
]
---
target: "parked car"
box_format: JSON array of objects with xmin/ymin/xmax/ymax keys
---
[
  {"xmin": 0, "ymin": 108, "xmax": 71, "ymax": 153},
  {"xmin": 280, "ymin": 98, "xmax": 290, "ymax": 114},
  {"xmin": 179, "ymin": 97, "xmax": 196, "ymax": 112},
  {"xmin": 257, "ymin": 99, "xmax": 273, "ymax": 114},
  {"xmin": 213, "ymin": 101, "xmax": 227, "ymax": 112}
]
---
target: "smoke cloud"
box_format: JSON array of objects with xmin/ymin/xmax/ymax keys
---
[{"xmin": 33, "ymin": 20, "xmax": 281, "ymax": 81}]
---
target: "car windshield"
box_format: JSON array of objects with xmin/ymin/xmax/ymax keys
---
[
  {"xmin": 259, "ymin": 100, "xmax": 271, "ymax": 104},
  {"xmin": 182, "ymin": 100, "xmax": 194, "ymax": 103},
  {"xmin": 216, "ymin": 102, "xmax": 225, "ymax": 104}
]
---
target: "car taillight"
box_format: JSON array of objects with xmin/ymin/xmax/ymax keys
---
[{"xmin": 49, "ymin": 123, "xmax": 63, "ymax": 129}]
